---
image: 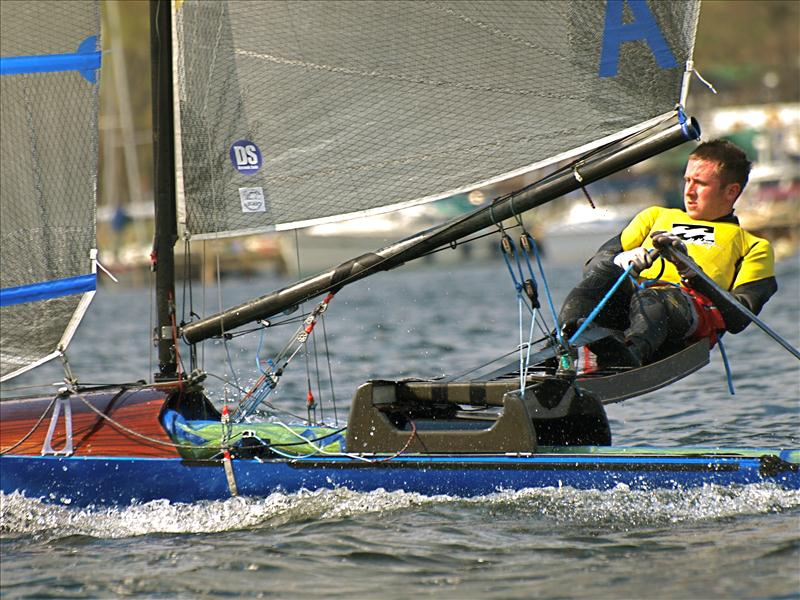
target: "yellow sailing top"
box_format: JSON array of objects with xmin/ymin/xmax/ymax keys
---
[{"xmin": 620, "ymin": 206, "xmax": 774, "ymax": 290}]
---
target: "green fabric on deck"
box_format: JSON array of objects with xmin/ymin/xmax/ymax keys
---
[{"xmin": 162, "ymin": 410, "xmax": 346, "ymax": 460}]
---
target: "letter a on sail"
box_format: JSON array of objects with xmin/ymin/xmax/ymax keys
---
[{"xmin": 599, "ymin": 0, "xmax": 679, "ymax": 77}]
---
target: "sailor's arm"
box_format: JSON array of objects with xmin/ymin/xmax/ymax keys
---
[
  {"xmin": 684, "ymin": 275, "xmax": 778, "ymax": 333},
  {"xmin": 578, "ymin": 234, "xmax": 621, "ymax": 275},
  {"xmin": 581, "ymin": 234, "xmax": 653, "ymax": 277}
]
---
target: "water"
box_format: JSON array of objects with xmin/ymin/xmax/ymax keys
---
[{"xmin": 2, "ymin": 254, "xmax": 799, "ymax": 599}]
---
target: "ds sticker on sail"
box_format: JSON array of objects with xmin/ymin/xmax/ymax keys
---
[{"xmin": 230, "ymin": 140, "xmax": 262, "ymax": 174}]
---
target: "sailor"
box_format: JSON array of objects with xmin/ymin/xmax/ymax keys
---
[{"xmin": 558, "ymin": 139, "xmax": 777, "ymax": 367}]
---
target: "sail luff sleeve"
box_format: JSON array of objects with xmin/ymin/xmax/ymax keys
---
[
  {"xmin": 181, "ymin": 117, "xmax": 700, "ymax": 345},
  {"xmin": 151, "ymin": 0, "xmax": 179, "ymax": 380}
]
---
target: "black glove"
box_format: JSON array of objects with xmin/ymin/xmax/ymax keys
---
[
  {"xmin": 651, "ymin": 230, "xmax": 688, "ymax": 254},
  {"xmin": 651, "ymin": 231, "xmax": 695, "ymax": 279}
]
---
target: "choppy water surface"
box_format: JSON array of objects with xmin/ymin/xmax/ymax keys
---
[{"xmin": 2, "ymin": 254, "xmax": 799, "ymax": 599}]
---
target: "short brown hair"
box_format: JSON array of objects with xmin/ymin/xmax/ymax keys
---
[{"xmin": 689, "ymin": 139, "xmax": 752, "ymax": 193}]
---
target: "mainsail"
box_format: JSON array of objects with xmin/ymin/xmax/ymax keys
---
[
  {"xmin": 172, "ymin": 0, "xmax": 700, "ymax": 239},
  {"xmin": 0, "ymin": 1, "xmax": 101, "ymax": 381},
  {"xmin": 172, "ymin": 0, "xmax": 702, "ymax": 344}
]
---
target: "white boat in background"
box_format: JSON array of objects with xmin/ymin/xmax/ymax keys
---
[
  {"xmin": 276, "ymin": 197, "xmax": 500, "ymax": 276},
  {"xmin": 539, "ymin": 201, "xmax": 647, "ymax": 266}
]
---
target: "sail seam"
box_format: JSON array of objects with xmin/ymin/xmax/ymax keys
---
[
  {"xmin": 254, "ymin": 128, "xmax": 598, "ymax": 187},
  {"xmin": 429, "ymin": 2, "xmax": 568, "ymax": 62},
  {"xmin": 185, "ymin": 111, "xmax": 677, "ymax": 238},
  {"xmin": 234, "ymin": 49, "xmax": 574, "ymax": 98}
]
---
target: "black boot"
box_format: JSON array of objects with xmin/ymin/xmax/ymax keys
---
[{"xmin": 588, "ymin": 331, "xmax": 643, "ymax": 369}]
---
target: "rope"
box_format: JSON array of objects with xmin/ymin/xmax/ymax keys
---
[
  {"xmin": 374, "ymin": 420, "xmax": 418, "ymax": 463},
  {"xmin": 527, "ymin": 234, "xmax": 566, "ymax": 350},
  {"xmin": 717, "ymin": 336, "xmax": 735, "ymax": 395},
  {"xmin": 206, "ymin": 370, "xmax": 305, "ymax": 422},
  {"xmin": 499, "ymin": 232, "xmax": 552, "ymax": 394},
  {"xmin": 442, "ymin": 336, "xmax": 549, "ymax": 382},
  {"xmin": 28, "ymin": 391, "xmax": 348, "ymax": 457},
  {"xmin": 270, "ymin": 421, "xmax": 376, "ymax": 462},
  {"xmin": 168, "ymin": 293, "xmax": 186, "ymax": 404},
  {"xmin": 320, "ymin": 314, "xmax": 340, "ymax": 426},
  {"xmin": 272, "ymin": 419, "xmax": 418, "ymax": 464},
  {"xmin": 522, "ymin": 308, "xmax": 538, "ymax": 393},
  {"xmin": 234, "ymin": 293, "xmax": 335, "ymax": 422},
  {"xmin": 214, "ymin": 255, "xmax": 242, "ymax": 401},
  {"xmin": 568, "ymin": 261, "xmax": 638, "ymax": 346},
  {"xmin": 0, "ymin": 396, "xmax": 57, "ymax": 455},
  {"xmin": 564, "ymin": 254, "xmax": 739, "ymax": 395},
  {"xmin": 518, "ymin": 293, "xmax": 524, "ymax": 391},
  {"xmin": 72, "ymin": 393, "xmax": 220, "ymax": 451},
  {"xmin": 207, "ymin": 425, "xmax": 350, "ymax": 460}
]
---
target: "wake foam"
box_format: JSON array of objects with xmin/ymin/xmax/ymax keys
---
[{"xmin": 2, "ymin": 484, "xmax": 798, "ymax": 539}]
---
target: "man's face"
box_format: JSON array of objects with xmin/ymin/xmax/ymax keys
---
[{"xmin": 683, "ymin": 158, "xmax": 740, "ymax": 221}]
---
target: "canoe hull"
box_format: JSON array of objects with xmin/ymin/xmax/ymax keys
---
[
  {"xmin": 2, "ymin": 448, "xmax": 797, "ymax": 507},
  {"xmin": 2, "ymin": 387, "xmax": 797, "ymax": 507}
]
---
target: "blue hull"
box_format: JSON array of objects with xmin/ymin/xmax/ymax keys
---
[{"xmin": 2, "ymin": 448, "xmax": 798, "ymax": 507}]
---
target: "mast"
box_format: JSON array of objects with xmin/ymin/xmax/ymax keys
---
[
  {"xmin": 150, "ymin": 0, "xmax": 178, "ymax": 380},
  {"xmin": 181, "ymin": 117, "xmax": 700, "ymax": 345}
]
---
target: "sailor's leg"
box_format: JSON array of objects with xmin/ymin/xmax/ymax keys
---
[
  {"xmin": 559, "ymin": 254, "xmax": 634, "ymax": 332},
  {"xmin": 626, "ymin": 287, "xmax": 696, "ymax": 361}
]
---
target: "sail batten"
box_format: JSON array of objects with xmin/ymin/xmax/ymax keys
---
[
  {"xmin": 0, "ymin": 274, "xmax": 97, "ymax": 307},
  {"xmin": 0, "ymin": 40, "xmax": 101, "ymax": 80},
  {"xmin": 172, "ymin": 0, "xmax": 700, "ymax": 239}
]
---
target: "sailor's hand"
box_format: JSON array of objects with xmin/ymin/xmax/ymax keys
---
[
  {"xmin": 651, "ymin": 231, "xmax": 696, "ymax": 280},
  {"xmin": 676, "ymin": 259, "xmax": 699, "ymax": 282},
  {"xmin": 613, "ymin": 247, "xmax": 653, "ymax": 274},
  {"xmin": 651, "ymin": 230, "xmax": 688, "ymax": 255}
]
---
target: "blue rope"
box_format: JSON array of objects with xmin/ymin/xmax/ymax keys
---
[
  {"xmin": 501, "ymin": 239, "xmax": 523, "ymax": 291},
  {"xmin": 568, "ymin": 262, "xmax": 636, "ymax": 346},
  {"xmin": 255, "ymin": 327, "xmax": 276, "ymax": 376},
  {"xmin": 717, "ymin": 336, "xmax": 735, "ymax": 395},
  {"xmin": 632, "ymin": 276, "xmax": 735, "ymax": 392},
  {"xmin": 527, "ymin": 235, "xmax": 566, "ymax": 349},
  {"xmin": 501, "ymin": 237, "xmax": 535, "ymax": 316},
  {"xmin": 518, "ymin": 292, "xmax": 525, "ymax": 392},
  {"xmin": 633, "ymin": 277, "xmax": 681, "ymax": 291},
  {"xmin": 500, "ymin": 235, "xmax": 542, "ymax": 393}
]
